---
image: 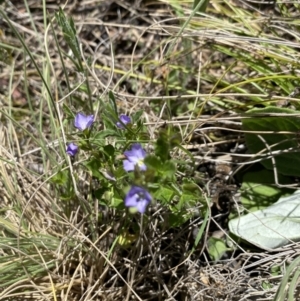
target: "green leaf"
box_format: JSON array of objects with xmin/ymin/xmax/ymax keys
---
[
  {"xmin": 56, "ymin": 8, "xmax": 81, "ymax": 62},
  {"xmin": 238, "ymin": 168, "xmax": 292, "ymax": 215},
  {"xmin": 193, "ymin": 0, "xmax": 210, "ymax": 13},
  {"xmin": 154, "ymin": 126, "xmax": 182, "ymax": 162},
  {"xmin": 132, "ymin": 110, "xmax": 144, "ymax": 123},
  {"xmin": 229, "ymin": 190, "xmax": 300, "ymax": 250},
  {"xmin": 83, "ymin": 157, "xmax": 102, "ymax": 179},
  {"xmin": 95, "ymin": 188, "xmax": 123, "ymax": 209},
  {"xmin": 144, "ymin": 155, "xmax": 162, "ymax": 170},
  {"xmin": 94, "ymin": 187, "xmax": 108, "ymax": 201},
  {"xmin": 0, "ymin": 46, "xmax": 11, "ymax": 64},
  {"xmin": 270, "ymin": 265, "xmax": 281, "ymax": 277},
  {"xmin": 117, "ymin": 231, "xmax": 138, "ymax": 247},
  {"xmin": 262, "ymin": 281, "xmax": 273, "ymax": 290},
  {"xmin": 103, "ymin": 144, "xmax": 115, "ymax": 158},
  {"xmin": 62, "ymin": 103, "xmax": 75, "ymax": 119},
  {"xmin": 51, "ymin": 170, "xmax": 68, "ymax": 185},
  {"xmin": 155, "ymin": 129, "xmax": 171, "ymax": 162},
  {"xmin": 182, "ymin": 180, "xmax": 203, "ymax": 198},
  {"xmin": 168, "ymin": 212, "xmax": 191, "ymax": 227},
  {"xmin": 177, "ymin": 180, "xmax": 204, "ymax": 210},
  {"xmin": 161, "ymin": 161, "xmax": 176, "ymax": 179},
  {"xmin": 242, "ymin": 106, "xmax": 300, "ymax": 177},
  {"xmin": 92, "ymin": 129, "xmax": 119, "ymax": 146},
  {"xmin": 110, "ymin": 197, "xmax": 124, "ymax": 209},
  {"xmin": 108, "ymin": 91, "xmax": 118, "ymax": 115},
  {"xmin": 145, "ymin": 156, "xmax": 176, "ymax": 179},
  {"xmin": 169, "ymin": 132, "xmax": 182, "ymax": 149},
  {"xmin": 153, "ymin": 185, "xmax": 176, "ymax": 205},
  {"xmin": 191, "ymin": 208, "xmax": 209, "ymax": 253},
  {"xmin": 207, "ymin": 237, "xmax": 229, "ymax": 261},
  {"xmin": 177, "ymin": 193, "xmax": 197, "ymax": 211}
]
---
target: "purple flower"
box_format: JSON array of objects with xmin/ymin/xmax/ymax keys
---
[
  {"xmin": 124, "ymin": 186, "xmax": 152, "ymax": 213},
  {"xmin": 116, "ymin": 114, "xmax": 131, "ymax": 129},
  {"xmin": 123, "ymin": 143, "xmax": 147, "ymax": 172},
  {"xmin": 74, "ymin": 112, "xmax": 94, "ymax": 131},
  {"xmin": 66, "ymin": 142, "xmax": 78, "ymax": 156}
]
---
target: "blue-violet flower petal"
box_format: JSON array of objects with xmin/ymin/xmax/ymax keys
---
[
  {"xmin": 124, "ymin": 185, "xmax": 152, "ymax": 213},
  {"xmin": 74, "ymin": 112, "xmax": 94, "ymax": 131},
  {"xmin": 116, "ymin": 114, "xmax": 131, "ymax": 129},
  {"xmin": 123, "ymin": 143, "xmax": 147, "ymax": 172},
  {"xmin": 66, "ymin": 142, "xmax": 79, "ymax": 156}
]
